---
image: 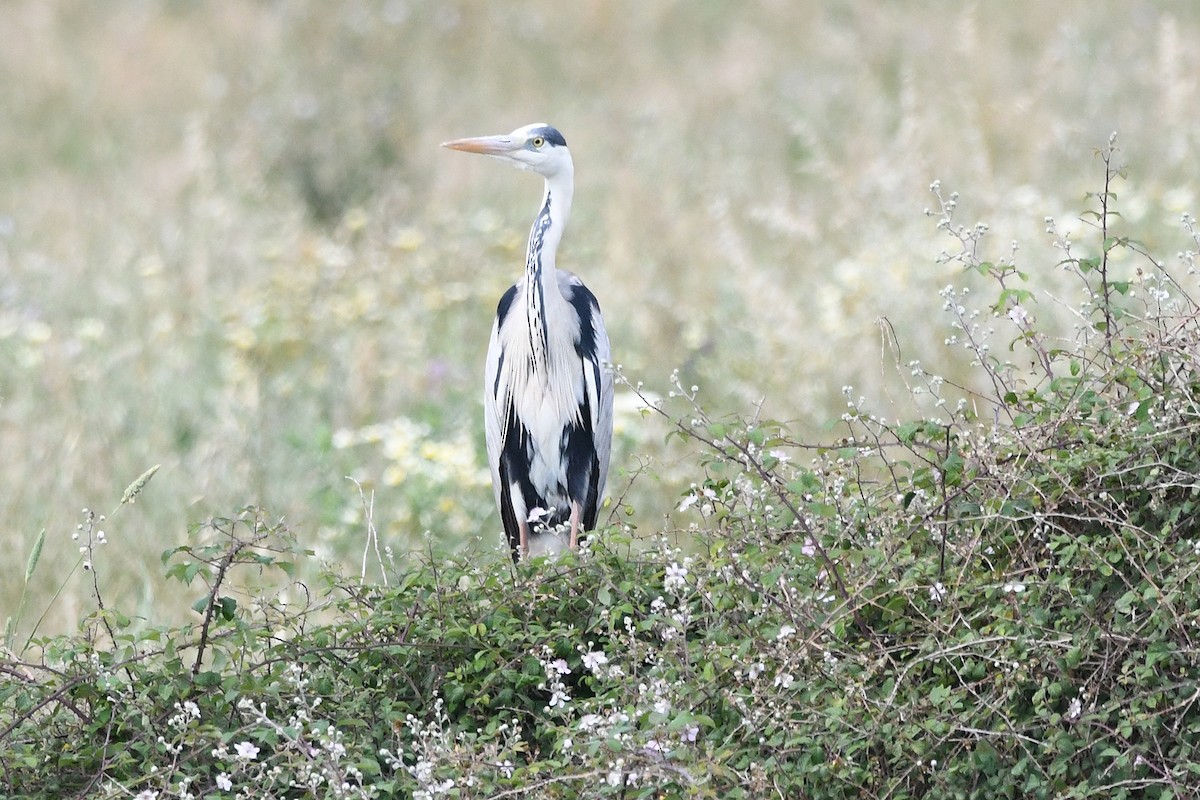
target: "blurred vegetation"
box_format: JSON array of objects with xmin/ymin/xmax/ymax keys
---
[{"xmin": 4, "ymin": 0, "xmax": 1200, "ymax": 635}]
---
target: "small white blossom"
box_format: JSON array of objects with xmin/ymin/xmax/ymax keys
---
[
  {"xmin": 216, "ymin": 774, "xmax": 233, "ymax": 791},
  {"xmin": 1067, "ymin": 697, "xmax": 1083, "ymax": 720},
  {"xmin": 578, "ymin": 713, "xmax": 603, "ymax": 730},
  {"xmin": 664, "ymin": 562, "xmax": 688, "ymax": 591},
  {"xmin": 582, "ymin": 649, "xmax": 609, "ymax": 672},
  {"xmin": 233, "ymin": 741, "xmax": 260, "ymax": 761}
]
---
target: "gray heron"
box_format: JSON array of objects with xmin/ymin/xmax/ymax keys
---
[{"xmin": 442, "ymin": 123, "xmax": 613, "ymax": 562}]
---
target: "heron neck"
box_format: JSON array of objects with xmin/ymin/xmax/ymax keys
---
[
  {"xmin": 522, "ymin": 168, "xmax": 573, "ymax": 377},
  {"xmin": 525, "ymin": 169, "xmax": 573, "ymax": 290}
]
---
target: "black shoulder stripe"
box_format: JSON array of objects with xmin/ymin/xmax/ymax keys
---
[{"xmin": 496, "ymin": 283, "xmax": 519, "ymax": 325}]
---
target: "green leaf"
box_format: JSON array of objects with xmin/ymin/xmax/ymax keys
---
[
  {"xmin": 942, "ymin": 451, "xmax": 965, "ymax": 486},
  {"xmin": 193, "ymin": 670, "xmax": 221, "ymax": 688}
]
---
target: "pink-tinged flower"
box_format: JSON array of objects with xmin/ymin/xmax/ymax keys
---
[{"xmin": 581, "ymin": 649, "xmax": 608, "ymax": 672}]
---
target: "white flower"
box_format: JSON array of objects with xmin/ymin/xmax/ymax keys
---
[
  {"xmin": 550, "ymin": 658, "xmax": 571, "ymax": 675},
  {"xmin": 582, "ymin": 650, "xmax": 608, "ymax": 672},
  {"xmin": 776, "ymin": 625, "xmax": 796, "ymax": 641},
  {"xmin": 233, "ymin": 741, "xmax": 260, "ymax": 761},
  {"xmin": 774, "ymin": 672, "xmax": 795, "ymax": 689},
  {"xmin": 1066, "ymin": 697, "xmax": 1083, "ymax": 720},
  {"xmin": 929, "ymin": 582, "xmax": 946, "ymax": 603},
  {"xmin": 578, "ymin": 713, "xmax": 603, "ymax": 730},
  {"xmin": 134, "ymin": 792, "xmax": 159, "ymax": 800},
  {"xmin": 1002, "ymin": 582, "xmax": 1026, "ymax": 594},
  {"xmin": 800, "ymin": 538, "xmax": 816, "ymax": 557},
  {"xmin": 526, "ymin": 506, "xmax": 549, "ymax": 524},
  {"xmin": 664, "ymin": 562, "xmax": 688, "ymax": 591},
  {"xmin": 216, "ymin": 774, "xmax": 233, "ymax": 791}
]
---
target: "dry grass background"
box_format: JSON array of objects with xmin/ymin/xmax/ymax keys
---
[{"xmin": 3, "ymin": 0, "xmax": 1200, "ymax": 635}]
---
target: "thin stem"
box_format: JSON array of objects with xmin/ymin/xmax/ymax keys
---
[{"xmin": 1099, "ymin": 146, "xmax": 1115, "ymax": 361}]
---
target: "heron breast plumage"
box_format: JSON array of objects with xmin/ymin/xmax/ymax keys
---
[{"xmin": 484, "ymin": 270, "xmax": 612, "ymax": 554}]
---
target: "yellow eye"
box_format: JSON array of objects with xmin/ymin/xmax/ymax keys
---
[{"xmin": 531, "ymin": 136, "xmax": 545, "ymax": 148}]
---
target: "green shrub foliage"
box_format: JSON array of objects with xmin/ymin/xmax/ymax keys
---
[{"xmin": 4, "ymin": 141, "xmax": 1200, "ymax": 798}]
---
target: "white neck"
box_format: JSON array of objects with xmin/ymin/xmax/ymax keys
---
[
  {"xmin": 525, "ymin": 164, "xmax": 574, "ymax": 284},
  {"xmin": 522, "ymin": 162, "xmax": 574, "ymax": 378}
]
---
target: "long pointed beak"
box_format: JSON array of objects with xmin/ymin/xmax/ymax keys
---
[{"xmin": 441, "ymin": 134, "xmax": 520, "ymax": 156}]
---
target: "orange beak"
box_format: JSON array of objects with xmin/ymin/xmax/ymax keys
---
[{"xmin": 441, "ymin": 135, "xmax": 521, "ymax": 156}]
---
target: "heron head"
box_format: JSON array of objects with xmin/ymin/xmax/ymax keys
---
[{"xmin": 442, "ymin": 123, "xmax": 571, "ymax": 178}]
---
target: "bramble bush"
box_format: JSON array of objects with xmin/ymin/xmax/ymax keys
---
[{"xmin": 4, "ymin": 138, "xmax": 1200, "ymax": 798}]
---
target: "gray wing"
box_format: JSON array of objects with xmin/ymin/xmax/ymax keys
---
[
  {"xmin": 591, "ymin": 299, "xmax": 614, "ymax": 508},
  {"xmin": 484, "ymin": 282, "xmax": 521, "ymax": 517},
  {"xmin": 559, "ymin": 271, "xmax": 614, "ymax": 519}
]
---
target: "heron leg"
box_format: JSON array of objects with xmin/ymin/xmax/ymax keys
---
[
  {"xmin": 519, "ymin": 519, "xmax": 530, "ymax": 560},
  {"xmin": 568, "ymin": 501, "xmax": 583, "ymax": 550}
]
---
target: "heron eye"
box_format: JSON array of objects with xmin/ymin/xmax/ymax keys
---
[{"xmin": 531, "ymin": 136, "xmax": 545, "ymax": 148}]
